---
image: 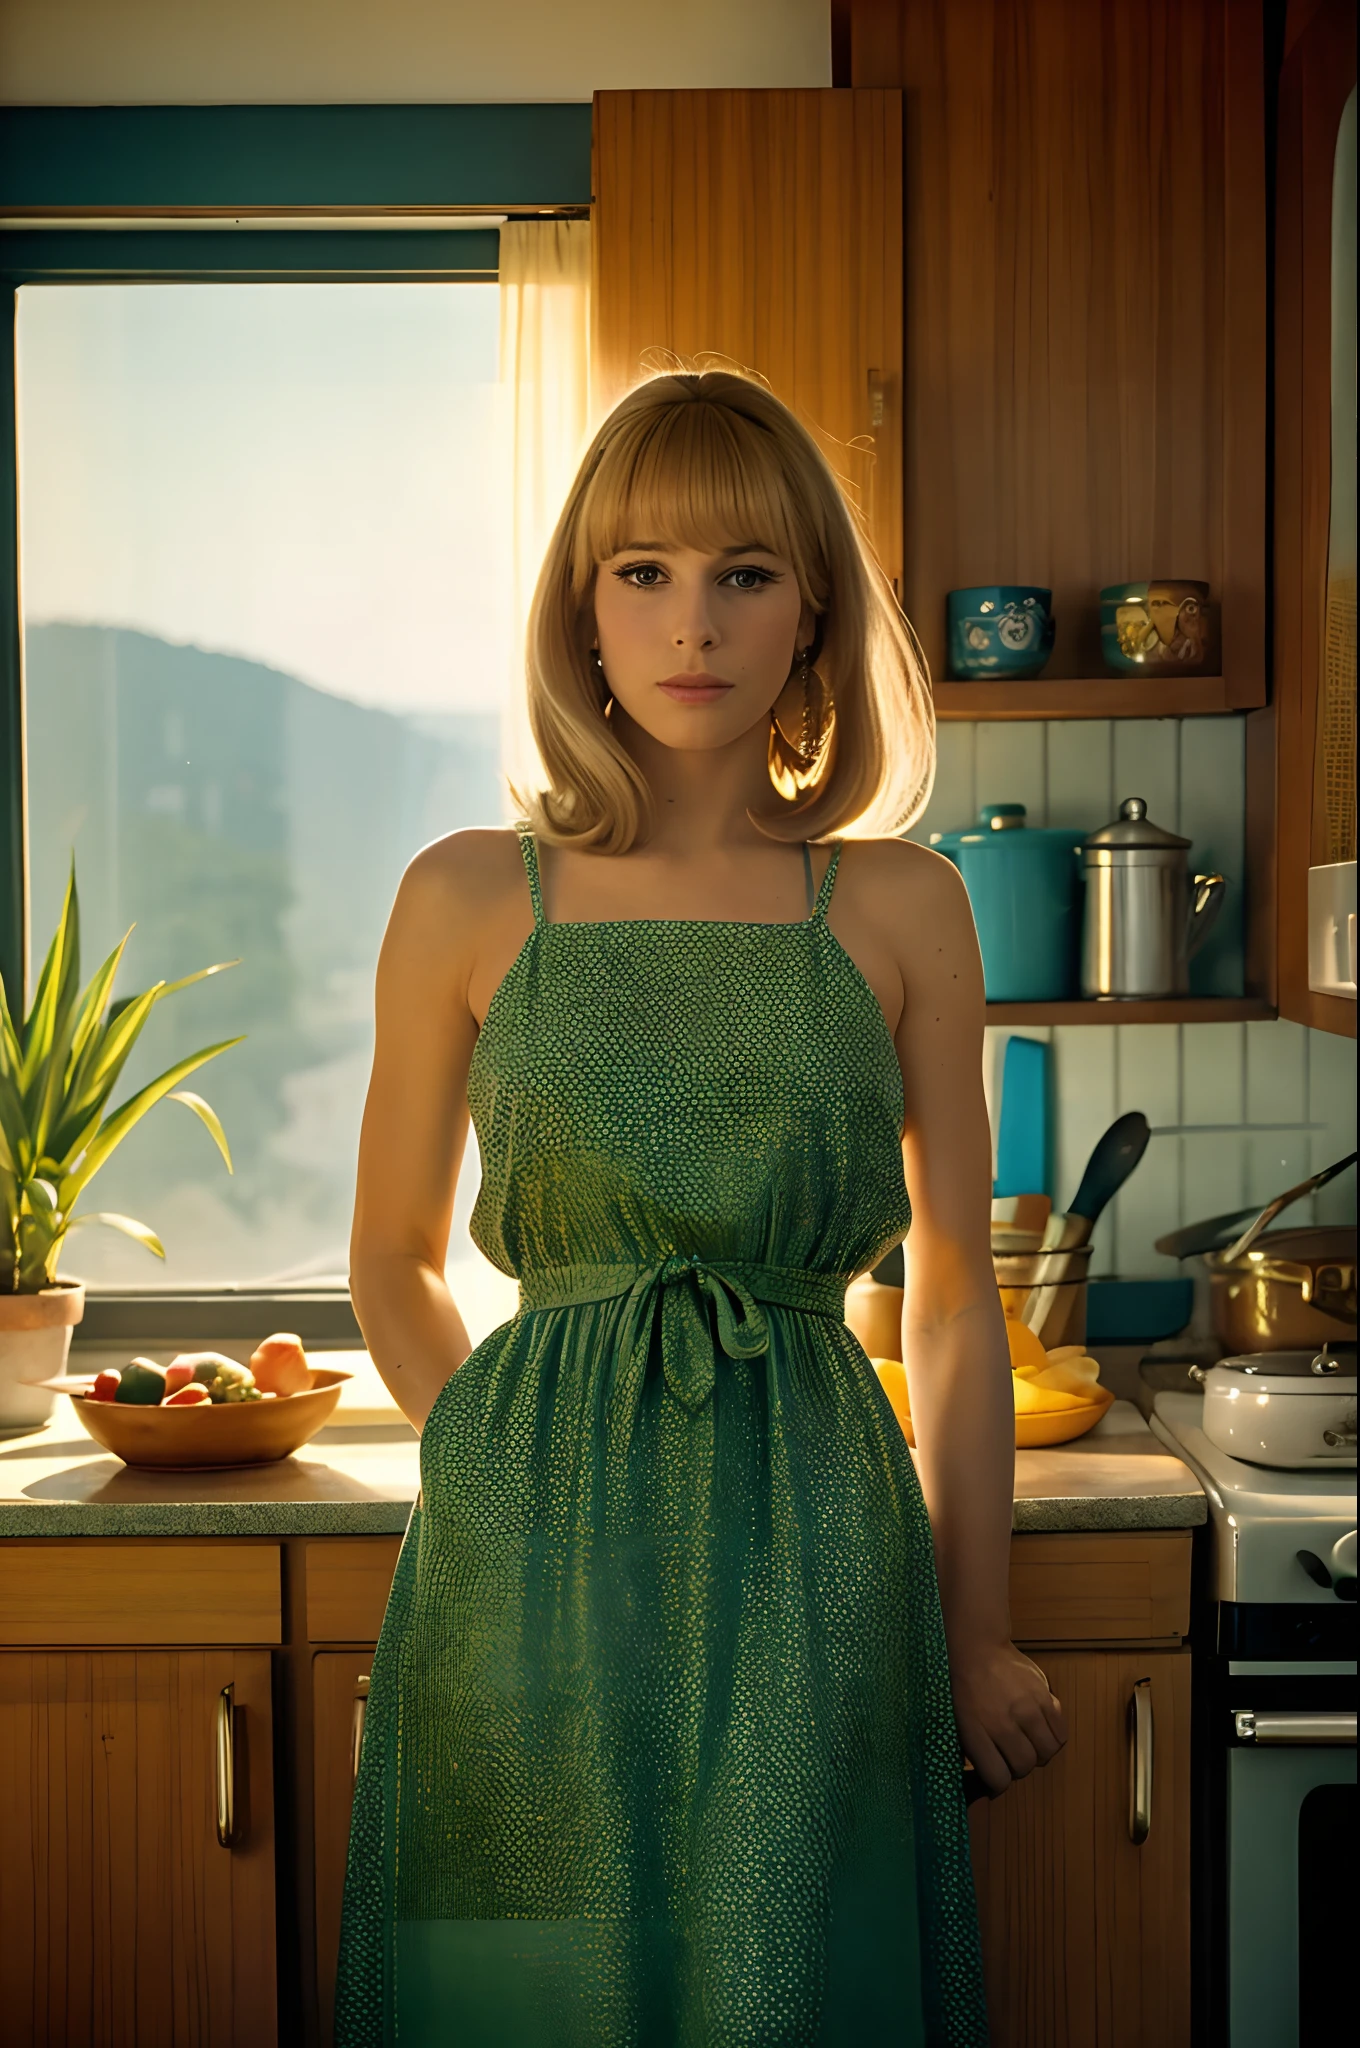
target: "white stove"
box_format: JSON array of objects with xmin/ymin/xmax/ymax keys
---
[
  {"xmin": 1151, "ymin": 1392, "xmax": 1356, "ymax": 2048},
  {"xmin": 1152, "ymin": 1392, "xmax": 1356, "ymax": 1613}
]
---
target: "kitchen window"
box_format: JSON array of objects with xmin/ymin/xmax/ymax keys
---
[{"xmin": 0, "ymin": 106, "xmax": 593, "ymax": 1342}]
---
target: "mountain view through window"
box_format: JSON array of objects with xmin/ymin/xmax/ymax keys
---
[{"xmin": 16, "ymin": 283, "xmax": 520, "ymax": 1339}]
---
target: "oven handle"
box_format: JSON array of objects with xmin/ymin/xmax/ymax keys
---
[
  {"xmin": 1128, "ymin": 1677, "xmax": 1153, "ymax": 1844},
  {"xmin": 1234, "ymin": 1710, "xmax": 1358, "ymax": 1745}
]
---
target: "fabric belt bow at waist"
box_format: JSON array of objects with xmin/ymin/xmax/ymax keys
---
[{"xmin": 517, "ymin": 1253, "xmax": 849, "ymax": 1412}]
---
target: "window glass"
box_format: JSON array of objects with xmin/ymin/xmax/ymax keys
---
[{"xmin": 17, "ymin": 282, "xmax": 519, "ymax": 1339}]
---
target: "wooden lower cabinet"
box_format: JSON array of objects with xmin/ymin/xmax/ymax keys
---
[
  {"xmin": 0, "ymin": 1648, "xmax": 277, "ymax": 2048},
  {"xmin": 969, "ymin": 1648, "xmax": 1192, "ymax": 2048},
  {"xmin": 313, "ymin": 1650, "xmax": 376, "ymax": 2047}
]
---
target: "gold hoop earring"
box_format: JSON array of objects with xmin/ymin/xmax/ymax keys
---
[{"xmin": 768, "ymin": 653, "xmax": 834, "ymax": 800}]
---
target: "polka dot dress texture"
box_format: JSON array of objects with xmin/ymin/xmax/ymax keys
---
[{"xmin": 334, "ymin": 831, "xmax": 988, "ymax": 2047}]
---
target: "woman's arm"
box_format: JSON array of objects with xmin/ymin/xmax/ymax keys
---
[
  {"xmin": 889, "ymin": 845, "xmax": 1068, "ymax": 1795},
  {"xmin": 348, "ymin": 838, "xmax": 490, "ymax": 1431}
]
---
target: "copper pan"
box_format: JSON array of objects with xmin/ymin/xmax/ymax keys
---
[{"xmin": 1204, "ymin": 1225, "xmax": 1356, "ymax": 1355}]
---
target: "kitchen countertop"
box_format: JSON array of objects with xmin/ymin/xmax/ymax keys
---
[{"xmin": 0, "ymin": 1387, "xmax": 1204, "ymax": 1538}]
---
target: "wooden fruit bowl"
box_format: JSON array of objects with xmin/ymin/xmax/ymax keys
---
[{"xmin": 62, "ymin": 1367, "xmax": 353, "ymax": 1469}]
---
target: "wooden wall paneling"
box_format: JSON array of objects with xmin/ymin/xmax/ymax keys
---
[
  {"xmin": 0, "ymin": 1649, "xmax": 276, "ymax": 2047},
  {"xmin": 849, "ymin": 1, "xmax": 1266, "ymax": 701},
  {"xmin": 1274, "ymin": 0, "xmax": 1357, "ymax": 1034},
  {"xmin": 969, "ymin": 1650, "xmax": 1192, "ymax": 2048},
  {"xmin": 590, "ymin": 89, "xmax": 904, "ymax": 590},
  {"xmin": 0, "ymin": 1541, "xmax": 282, "ymax": 1646},
  {"xmin": 313, "ymin": 1650, "xmax": 377, "ymax": 2047}
]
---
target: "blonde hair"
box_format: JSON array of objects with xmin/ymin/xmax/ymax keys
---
[{"xmin": 512, "ymin": 369, "xmax": 934, "ymax": 851}]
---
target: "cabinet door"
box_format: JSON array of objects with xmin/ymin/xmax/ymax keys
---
[
  {"xmin": 968, "ymin": 1649, "xmax": 1191, "ymax": 2048},
  {"xmin": 313, "ymin": 1650, "xmax": 376, "ymax": 2048},
  {"xmin": 0, "ymin": 1649, "xmax": 276, "ymax": 2048},
  {"xmin": 592, "ymin": 88, "xmax": 903, "ymax": 592}
]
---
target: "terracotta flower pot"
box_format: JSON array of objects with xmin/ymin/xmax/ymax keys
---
[{"xmin": 0, "ymin": 1281, "xmax": 86, "ymax": 1432}]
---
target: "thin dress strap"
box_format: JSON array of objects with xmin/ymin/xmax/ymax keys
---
[
  {"xmin": 812, "ymin": 840, "xmax": 844, "ymax": 921},
  {"xmin": 516, "ymin": 827, "xmax": 546, "ymax": 927},
  {"xmin": 801, "ymin": 841, "xmax": 816, "ymax": 917}
]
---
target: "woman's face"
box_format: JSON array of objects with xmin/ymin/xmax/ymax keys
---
[{"xmin": 591, "ymin": 539, "xmax": 812, "ymax": 753}]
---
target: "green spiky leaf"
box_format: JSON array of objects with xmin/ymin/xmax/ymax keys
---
[
  {"xmin": 167, "ymin": 1090, "xmax": 234, "ymax": 1175},
  {"xmin": 62, "ymin": 1211, "xmax": 166, "ymax": 1260}
]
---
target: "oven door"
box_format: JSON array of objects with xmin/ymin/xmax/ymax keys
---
[{"xmin": 1227, "ymin": 1709, "xmax": 1357, "ymax": 2047}]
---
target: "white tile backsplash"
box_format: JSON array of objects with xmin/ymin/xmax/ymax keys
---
[
  {"xmin": 1045, "ymin": 720, "xmax": 1114, "ymax": 829},
  {"xmin": 975, "ymin": 721, "xmax": 1046, "ymax": 821},
  {"xmin": 920, "ymin": 715, "xmax": 1355, "ymax": 1273},
  {"xmin": 1181, "ymin": 1020, "xmax": 1246, "ymax": 1125},
  {"xmin": 985, "ymin": 1015, "xmax": 1354, "ymax": 1275},
  {"xmin": 1112, "ymin": 720, "xmax": 1180, "ymax": 836}
]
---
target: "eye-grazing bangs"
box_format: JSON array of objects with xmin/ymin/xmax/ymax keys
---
[{"xmin": 571, "ymin": 397, "xmax": 825, "ymax": 607}]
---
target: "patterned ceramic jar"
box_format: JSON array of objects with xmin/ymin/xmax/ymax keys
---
[
  {"xmin": 1100, "ymin": 579, "xmax": 1217, "ymax": 675},
  {"xmin": 946, "ymin": 585, "xmax": 1055, "ymax": 680}
]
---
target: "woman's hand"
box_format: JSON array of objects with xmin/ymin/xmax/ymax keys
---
[{"xmin": 950, "ymin": 1639, "xmax": 1068, "ymax": 1796}]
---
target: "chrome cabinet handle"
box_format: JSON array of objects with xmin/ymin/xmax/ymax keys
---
[
  {"xmin": 352, "ymin": 1673, "xmax": 371, "ymax": 1785},
  {"xmin": 1128, "ymin": 1677, "xmax": 1153, "ymax": 1845},
  {"xmin": 215, "ymin": 1682, "xmax": 236, "ymax": 1848}
]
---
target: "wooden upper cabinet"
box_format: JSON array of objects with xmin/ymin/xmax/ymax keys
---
[
  {"xmin": 846, "ymin": 0, "xmax": 1267, "ymax": 692},
  {"xmin": 591, "ymin": 89, "xmax": 904, "ymax": 592},
  {"xmin": 1274, "ymin": 0, "xmax": 1358, "ymax": 1036}
]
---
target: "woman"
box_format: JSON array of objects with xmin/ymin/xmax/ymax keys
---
[{"xmin": 336, "ymin": 371, "xmax": 1066, "ymax": 2047}]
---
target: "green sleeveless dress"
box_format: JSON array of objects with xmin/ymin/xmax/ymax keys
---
[{"xmin": 335, "ymin": 831, "xmax": 986, "ymax": 2047}]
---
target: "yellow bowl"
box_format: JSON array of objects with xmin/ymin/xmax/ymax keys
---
[
  {"xmin": 870, "ymin": 1358, "xmax": 1114, "ymax": 1450},
  {"xmin": 65, "ymin": 1367, "xmax": 353, "ymax": 1470},
  {"xmin": 1014, "ymin": 1388, "xmax": 1114, "ymax": 1447}
]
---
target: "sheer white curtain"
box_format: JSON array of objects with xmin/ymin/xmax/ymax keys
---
[{"xmin": 498, "ymin": 218, "xmax": 593, "ymax": 802}]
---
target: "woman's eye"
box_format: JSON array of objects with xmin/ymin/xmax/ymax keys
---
[
  {"xmin": 614, "ymin": 562, "xmax": 665, "ymax": 587},
  {"xmin": 725, "ymin": 566, "xmax": 774, "ymax": 590}
]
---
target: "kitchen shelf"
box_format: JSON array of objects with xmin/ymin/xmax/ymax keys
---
[
  {"xmin": 933, "ymin": 676, "xmax": 1262, "ymax": 721},
  {"xmin": 984, "ymin": 997, "xmax": 1277, "ymax": 1025}
]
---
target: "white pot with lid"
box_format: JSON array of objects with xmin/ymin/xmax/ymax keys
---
[{"xmin": 1192, "ymin": 1350, "xmax": 1358, "ymax": 1469}]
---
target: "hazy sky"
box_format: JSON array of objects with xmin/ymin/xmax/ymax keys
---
[{"xmin": 16, "ymin": 282, "xmax": 514, "ymax": 712}]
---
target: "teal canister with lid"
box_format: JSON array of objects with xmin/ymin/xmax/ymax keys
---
[{"xmin": 931, "ymin": 804, "xmax": 1087, "ymax": 1001}]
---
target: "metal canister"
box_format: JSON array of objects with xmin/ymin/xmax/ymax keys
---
[{"xmin": 1081, "ymin": 796, "xmax": 1226, "ymax": 999}]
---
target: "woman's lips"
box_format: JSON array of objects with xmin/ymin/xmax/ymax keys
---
[{"xmin": 656, "ymin": 674, "xmax": 734, "ymax": 703}]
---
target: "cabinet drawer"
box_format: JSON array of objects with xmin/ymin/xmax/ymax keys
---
[
  {"xmin": 1009, "ymin": 1531, "xmax": 1191, "ymax": 1644},
  {"xmin": 306, "ymin": 1539, "xmax": 402, "ymax": 1642},
  {"xmin": 0, "ymin": 1543, "xmax": 281, "ymax": 1645}
]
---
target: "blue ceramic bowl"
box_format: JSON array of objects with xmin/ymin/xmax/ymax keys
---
[{"xmin": 946, "ymin": 586, "xmax": 1055, "ymax": 681}]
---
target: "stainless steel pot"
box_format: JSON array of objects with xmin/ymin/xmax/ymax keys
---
[
  {"xmin": 1204, "ymin": 1224, "xmax": 1357, "ymax": 1354},
  {"xmin": 1081, "ymin": 796, "xmax": 1225, "ymax": 999},
  {"xmin": 1191, "ymin": 1350, "xmax": 1358, "ymax": 1469}
]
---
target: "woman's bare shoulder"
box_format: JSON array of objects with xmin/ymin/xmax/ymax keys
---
[
  {"xmin": 840, "ymin": 834, "xmax": 973, "ymax": 925},
  {"xmin": 840, "ymin": 835, "xmax": 981, "ymax": 1008},
  {"xmin": 399, "ymin": 826, "xmax": 529, "ymax": 918}
]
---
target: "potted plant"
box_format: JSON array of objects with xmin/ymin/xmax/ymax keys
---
[{"xmin": 0, "ymin": 861, "xmax": 242, "ymax": 1430}]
